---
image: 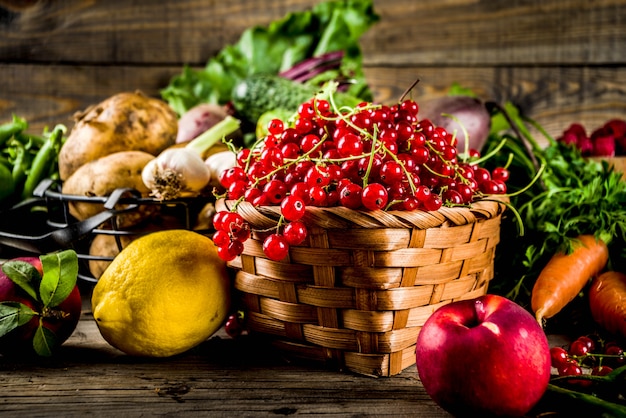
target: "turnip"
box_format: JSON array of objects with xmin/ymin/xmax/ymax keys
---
[
  {"xmin": 176, "ymin": 103, "xmax": 230, "ymax": 144},
  {"xmin": 418, "ymin": 95, "xmax": 491, "ymax": 154}
]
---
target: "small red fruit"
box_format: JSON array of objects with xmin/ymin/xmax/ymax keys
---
[{"xmin": 263, "ymin": 234, "xmax": 290, "ymax": 261}]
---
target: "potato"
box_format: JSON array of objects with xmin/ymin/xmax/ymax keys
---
[
  {"xmin": 61, "ymin": 150, "xmax": 156, "ymax": 228},
  {"xmin": 59, "ymin": 91, "xmax": 178, "ymax": 180},
  {"xmin": 88, "ymin": 233, "xmax": 136, "ymax": 280}
]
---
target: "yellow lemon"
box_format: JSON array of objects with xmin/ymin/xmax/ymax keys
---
[{"xmin": 91, "ymin": 229, "xmax": 230, "ymax": 357}]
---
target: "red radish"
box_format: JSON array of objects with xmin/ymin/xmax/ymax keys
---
[
  {"xmin": 591, "ymin": 128, "xmax": 616, "ymax": 157},
  {"xmin": 577, "ymin": 136, "xmax": 593, "ymax": 156}
]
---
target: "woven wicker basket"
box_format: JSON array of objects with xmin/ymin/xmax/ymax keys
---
[{"xmin": 216, "ymin": 198, "xmax": 506, "ymax": 377}]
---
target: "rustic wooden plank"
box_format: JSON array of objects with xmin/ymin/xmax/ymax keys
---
[
  {"xmin": 1, "ymin": 63, "xmax": 624, "ymax": 140},
  {"xmin": 366, "ymin": 65, "xmax": 626, "ymax": 145},
  {"xmin": 0, "ymin": 308, "xmax": 452, "ymax": 417},
  {"xmin": 0, "ymin": 0, "xmax": 624, "ymax": 66},
  {"xmin": 364, "ymin": 0, "xmax": 626, "ymax": 66},
  {"xmin": 0, "ymin": 63, "xmax": 178, "ymax": 131}
]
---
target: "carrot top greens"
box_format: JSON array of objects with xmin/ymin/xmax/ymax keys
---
[{"xmin": 482, "ymin": 102, "xmax": 626, "ymax": 314}]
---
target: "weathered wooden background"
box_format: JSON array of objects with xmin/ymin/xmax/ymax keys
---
[{"xmin": 0, "ymin": 0, "xmax": 625, "ymax": 140}]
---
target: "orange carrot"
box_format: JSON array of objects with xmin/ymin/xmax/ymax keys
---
[
  {"xmin": 588, "ymin": 271, "xmax": 626, "ymax": 338},
  {"xmin": 531, "ymin": 234, "xmax": 609, "ymax": 325}
]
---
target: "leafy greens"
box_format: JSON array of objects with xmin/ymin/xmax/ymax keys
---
[
  {"xmin": 161, "ymin": 0, "xmax": 380, "ymax": 116},
  {"xmin": 482, "ymin": 102, "xmax": 626, "ymax": 315}
]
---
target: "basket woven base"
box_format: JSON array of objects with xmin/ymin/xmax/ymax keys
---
[{"xmin": 219, "ymin": 198, "xmax": 505, "ymax": 377}]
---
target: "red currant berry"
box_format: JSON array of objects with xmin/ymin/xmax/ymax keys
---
[
  {"xmin": 224, "ymin": 313, "xmax": 244, "ymax": 338},
  {"xmin": 339, "ymin": 182, "xmax": 363, "ymax": 209},
  {"xmin": 423, "ymin": 194, "xmax": 443, "ymax": 211},
  {"xmin": 592, "ymin": 365, "xmax": 613, "ymax": 376},
  {"xmin": 491, "ymin": 167, "xmax": 510, "ymax": 182},
  {"xmin": 336, "ymin": 133, "xmax": 363, "ymax": 157},
  {"xmin": 263, "ymin": 179, "xmax": 287, "ymax": 204},
  {"xmin": 569, "ymin": 339, "xmax": 591, "ymax": 357},
  {"xmin": 263, "ymin": 234, "xmax": 290, "ymax": 261},
  {"xmin": 550, "ymin": 347, "xmax": 570, "ymax": 368},
  {"xmin": 576, "ymin": 336, "xmax": 596, "ymax": 352},
  {"xmin": 300, "ymin": 133, "xmax": 321, "ymax": 155},
  {"xmin": 260, "ymin": 146, "xmax": 284, "ymax": 169},
  {"xmin": 414, "ymin": 185, "xmax": 431, "ymax": 202},
  {"xmin": 474, "ymin": 167, "xmax": 491, "ymax": 184},
  {"xmin": 402, "ymin": 196, "xmax": 420, "ymax": 211},
  {"xmin": 558, "ymin": 361, "xmax": 582, "ymax": 377},
  {"xmin": 308, "ymin": 185, "xmax": 328, "ymax": 207},
  {"xmin": 219, "ymin": 166, "xmax": 247, "ymax": 189},
  {"xmin": 379, "ymin": 160, "xmax": 404, "ymax": 185},
  {"xmin": 267, "ymin": 119, "xmax": 285, "ymax": 136},
  {"xmin": 294, "ymin": 117, "xmax": 314, "ymax": 135},
  {"xmin": 212, "ymin": 229, "xmax": 230, "ymax": 247},
  {"xmin": 361, "ymin": 183, "xmax": 388, "ymax": 211},
  {"xmin": 479, "ymin": 179, "xmax": 501, "ymax": 195},
  {"xmin": 222, "ymin": 212, "xmax": 244, "ymax": 232},
  {"xmin": 283, "ymin": 221, "xmax": 308, "ymax": 245},
  {"xmin": 217, "ymin": 243, "xmax": 237, "ymax": 261},
  {"xmin": 244, "ymin": 187, "xmax": 261, "ymax": 203},
  {"xmin": 305, "ymin": 165, "xmax": 331, "ymax": 188},
  {"xmin": 411, "ymin": 146, "xmax": 429, "ymax": 164},
  {"xmin": 280, "ymin": 195, "xmax": 306, "ymax": 221},
  {"xmin": 227, "ymin": 180, "xmax": 247, "ymax": 200},
  {"xmin": 442, "ymin": 189, "xmax": 463, "ymax": 205},
  {"xmin": 236, "ymin": 148, "xmax": 251, "ymax": 168},
  {"xmin": 298, "ymin": 101, "xmax": 316, "ymax": 119}
]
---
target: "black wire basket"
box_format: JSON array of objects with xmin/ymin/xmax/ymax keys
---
[{"xmin": 0, "ymin": 178, "xmax": 215, "ymax": 283}]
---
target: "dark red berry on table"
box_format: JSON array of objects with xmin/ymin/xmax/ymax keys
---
[
  {"xmin": 569, "ymin": 339, "xmax": 590, "ymax": 357},
  {"xmin": 591, "ymin": 365, "xmax": 613, "ymax": 376},
  {"xmin": 224, "ymin": 313, "xmax": 244, "ymax": 338},
  {"xmin": 550, "ymin": 347, "xmax": 569, "ymax": 368}
]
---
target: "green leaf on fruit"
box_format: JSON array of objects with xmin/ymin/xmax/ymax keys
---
[
  {"xmin": 32, "ymin": 321, "xmax": 56, "ymax": 357},
  {"xmin": 39, "ymin": 250, "xmax": 78, "ymax": 308},
  {"xmin": 0, "ymin": 301, "xmax": 37, "ymax": 337},
  {"xmin": 2, "ymin": 260, "xmax": 41, "ymax": 301}
]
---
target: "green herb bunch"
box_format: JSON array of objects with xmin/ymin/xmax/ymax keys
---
[{"xmin": 482, "ymin": 103, "xmax": 626, "ymax": 317}]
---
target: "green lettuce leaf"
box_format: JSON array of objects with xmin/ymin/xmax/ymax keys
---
[{"xmin": 161, "ymin": 0, "xmax": 379, "ymax": 115}]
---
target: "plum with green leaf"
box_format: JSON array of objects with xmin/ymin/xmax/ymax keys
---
[{"xmin": 0, "ymin": 250, "xmax": 81, "ymax": 357}]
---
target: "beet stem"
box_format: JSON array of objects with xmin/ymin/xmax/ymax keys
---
[{"xmin": 279, "ymin": 50, "xmax": 344, "ymax": 81}]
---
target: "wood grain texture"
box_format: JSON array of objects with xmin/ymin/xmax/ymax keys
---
[
  {"xmin": 0, "ymin": 307, "xmax": 451, "ymax": 417},
  {"xmin": 1, "ymin": 0, "xmax": 624, "ymax": 65},
  {"xmin": 0, "ymin": 0, "xmax": 624, "ymax": 138},
  {"xmin": 1, "ymin": 63, "xmax": 623, "ymax": 142}
]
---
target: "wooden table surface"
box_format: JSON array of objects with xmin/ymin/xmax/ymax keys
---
[
  {"xmin": 0, "ymin": 290, "xmax": 453, "ymax": 417},
  {"xmin": 0, "ymin": 288, "xmax": 592, "ymax": 418}
]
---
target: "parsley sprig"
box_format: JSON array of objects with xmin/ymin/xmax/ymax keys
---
[{"xmin": 482, "ymin": 102, "xmax": 626, "ymax": 309}]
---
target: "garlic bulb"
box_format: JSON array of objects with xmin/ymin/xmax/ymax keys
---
[
  {"xmin": 142, "ymin": 115, "xmax": 241, "ymax": 200},
  {"xmin": 142, "ymin": 148, "xmax": 211, "ymax": 200},
  {"xmin": 205, "ymin": 150, "xmax": 237, "ymax": 187}
]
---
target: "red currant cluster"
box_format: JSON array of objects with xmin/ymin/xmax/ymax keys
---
[
  {"xmin": 213, "ymin": 96, "xmax": 510, "ymax": 262},
  {"xmin": 550, "ymin": 335, "xmax": 625, "ymax": 386}
]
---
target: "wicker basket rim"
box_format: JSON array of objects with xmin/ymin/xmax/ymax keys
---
[{"xmin": 217, "ymin": 197, "xmax": 507, "ymax": 230}]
